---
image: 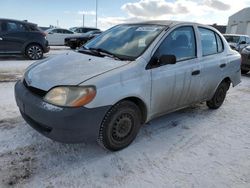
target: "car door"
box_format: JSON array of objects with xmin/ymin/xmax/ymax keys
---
[
  {"xmin": 198, "ymin": 27, "xmax": 225, "ymax": 100},
  {"xmin": 46, "ymin": 29, "xmax": 56, "ymax": 45},
  {"xmin": 0, "ymin": 21, "xmax": 27, "ymax": 53},
  {"xmin": 149, "ymin": 26, "xmax": 201, "ymax": 118}
]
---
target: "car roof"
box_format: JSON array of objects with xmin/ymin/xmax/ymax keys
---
[
  {"xmin": 223, "ymin": 34, "xmax": 249, "ymax": 37},
  {"xmin": 0, "ymin": 18, "xmax": 36, "ymax": 25},
  {"xmin": 125, "ymin": 20, "xmax": 201, "ymax": 26},
  {"xmin": 121, "ymin": 20, "xmax": 217, "ymax": 31}
]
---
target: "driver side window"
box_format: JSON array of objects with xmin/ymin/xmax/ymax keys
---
[{"xmin": 154, "ymin": 26, "xmax": 196, "ymax": 62}]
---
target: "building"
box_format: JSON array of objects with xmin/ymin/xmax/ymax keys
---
[{"xmin": 226, "ymin": 7, "xmax": 250, "ymax": 35}]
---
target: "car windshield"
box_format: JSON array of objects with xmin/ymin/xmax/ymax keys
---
[
  {"xmin": 224, "ymin": 35, "xmax": 240, "ymax": 43},
  {"xmin": 83, "ymin": 24, "xmax": 165, "ymax": 60}
]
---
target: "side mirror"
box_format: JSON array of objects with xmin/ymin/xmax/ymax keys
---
[
  {"xmin": 159, "ymin": 55, "xmax": 176, "ymax": 65},
  {"xmin": 239, "ymin": 41, "xmax": 246, "ymax": 45},
  {"xmin": 146, "ymin": 55, "xmax": 176, "ymax": 69}
]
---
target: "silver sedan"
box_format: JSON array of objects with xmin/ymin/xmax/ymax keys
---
[{"xmin": 15, "ymin": 21, "xmax": 241, "ymax": 151}]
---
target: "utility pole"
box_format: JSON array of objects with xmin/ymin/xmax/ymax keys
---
[
  {"xmin": 57, "ymin": 20, "xmax": 59, "ymax": 27},
  {"xmin": 96, "ymin": 0, "xmax": 98, "ymax": 28},
  {"xmin": 83, "ymin": 14, "xmax": 85, "ymax": 27}
]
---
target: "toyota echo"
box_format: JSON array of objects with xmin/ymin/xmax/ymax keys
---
[{"xmin": 15, "ymin": 21, "xmax": 241, "ymax": 151}]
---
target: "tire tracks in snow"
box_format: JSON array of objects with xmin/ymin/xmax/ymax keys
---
[{"xmin": 0, "ymin": 116, "xmax": 23, "ymax": 130}]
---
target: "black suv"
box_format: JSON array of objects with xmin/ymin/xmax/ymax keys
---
[{"xmin": 0, "ymin": 18, "xmax": 49, "ymax": 60}]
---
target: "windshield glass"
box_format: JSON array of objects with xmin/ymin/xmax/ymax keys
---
[
  {"xmin": 224, "ymin": 35, "xmax": 240, "ymax": 43},
  {"xmin": 84, "ymin": 24, "xmax": 165, "ymax": 60}
]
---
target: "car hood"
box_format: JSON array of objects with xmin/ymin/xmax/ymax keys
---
[{"xmin": 24, "ymin": 51, "xmax": 129, "ymax": 91}]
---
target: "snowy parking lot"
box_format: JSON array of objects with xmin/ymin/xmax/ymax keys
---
[{"xmin": 0, "ymin": 47, "xmax": 250, "ymax": 188}]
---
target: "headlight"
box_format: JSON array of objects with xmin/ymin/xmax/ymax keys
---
[{"xmin": 44, "ymin": 86, "xmax": 96, "ymax": 107}]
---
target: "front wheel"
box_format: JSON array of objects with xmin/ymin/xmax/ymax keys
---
[
  {"xmin": 206, "ymin": 81, "xmax": 230, "ymax": 109},
  {"xmin": 98, "ymin": 101, "xmax": 142, "ymax": 151},
  {"xmin": 25, "ymin": 44, "xmax": 43, "ymax": 60}
]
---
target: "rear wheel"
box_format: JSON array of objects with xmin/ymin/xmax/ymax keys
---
[
  {"xmin": 98, "ymin": 101, "xmax": 142, "ymax": 151},
  {"xmin": 206, "ymin": 81, "xmax": 230, "ymax": 109},
  {"xmin": 26, "ymin": 44, "xmax": 43, "ymax": 60},
  {"xmin": 241, "ymin": 69, "xmax": 249, "ymax": 74}
]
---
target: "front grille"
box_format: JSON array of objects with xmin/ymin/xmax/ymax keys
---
[{"xmin": 23, "ymin": 79, "xmax": 47, "ymax": 97}]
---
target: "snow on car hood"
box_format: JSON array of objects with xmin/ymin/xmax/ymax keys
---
[{"xmin": 24, "ymin": 51, "xmax": 129, "ymax": 91}]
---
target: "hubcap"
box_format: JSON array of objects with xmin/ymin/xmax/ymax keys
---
[
  {"xmin": 112, "ymin": 113, "xmax": 133, "ymax": 141},
  {"xmin": 27, "ymin": 46, "xmax": 42, "ymax": 60}
]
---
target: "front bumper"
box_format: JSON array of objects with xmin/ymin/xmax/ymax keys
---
[
  {"xmin": 43, "ymin": 40, "xmax": 50, "ymax": 53},
  {"xmin": 64, "ymin": 38, "xmax": 77, "ymax": 47},
  {"xmin": 14, "ymin": 80, "xmax": 111, "ymax": 143}
]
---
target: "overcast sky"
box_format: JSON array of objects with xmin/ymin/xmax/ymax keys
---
[{"xmin": 1, "ymin": 0, "xmax": 250, "ymax": 30}]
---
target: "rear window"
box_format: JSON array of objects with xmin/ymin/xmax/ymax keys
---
[
  {"xmin": 198, "ymin": 27, "xmax": 224, "ymax": 56},
  {"xmin": 0, "ymin": 21, "xmax": 32, "ymax": 32},
  {"xmin": 216, "ymin": 33, "xmax": 224, "ymax": 53}
]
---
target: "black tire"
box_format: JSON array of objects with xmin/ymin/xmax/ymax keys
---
[
  {"xmin": 241, "ymin": 69, "xmax": 249, "ymax": 74},
  {"xmin": 25, "ymin": 44, "xmax": 43, "ymax": 60},
  {"xmin": 206, "ymin": 81, "xmax": 230, "ymax": 109},
  {"xmin": 98, "ymin": 101, "xmax": 142, "ymax": 151}
]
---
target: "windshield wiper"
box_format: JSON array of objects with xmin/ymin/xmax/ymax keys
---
[
  {"xmin": 89, "ymin": 47, "xmax": 124, "ymax": 60},
  {"xmin": 78, "ymin": 47, "xmax": 102, "ymax": 57}
]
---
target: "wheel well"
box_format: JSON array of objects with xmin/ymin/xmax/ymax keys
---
[
  {"xmin": 25, "ymin": 43, "xmax": 43, "ymax": 53},
  {"xmin": 222, "ymin": 77, "xmax": 231, "ymax": 90},
  {"xmin": 120, "ymin": 97, "xmax": 147, "ymax": 124}
]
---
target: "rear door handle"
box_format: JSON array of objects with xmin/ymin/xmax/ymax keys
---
[
  {"xmin": 192, "ymin": 70, "xmax": 200, "ymax": 76},
  {"xmin": 220, "ymin": 63, "xmax": 226, "ymax": 68}
]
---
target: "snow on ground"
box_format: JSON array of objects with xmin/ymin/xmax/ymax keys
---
[{"xmin": 0, "ymin": 50, "xmax": 250, "ymax": 187}]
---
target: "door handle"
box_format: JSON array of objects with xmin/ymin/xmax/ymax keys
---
[
  {"xmin": 220, "ymin": 63, "xmax": 226, "ymax": 68},
  {"xmin": 192, "ymin": 70, "xmax": 200, "ymax": 76},
  {"xmin": 0, "ymin": 37, "xmax": 2, "ymax": 40}
]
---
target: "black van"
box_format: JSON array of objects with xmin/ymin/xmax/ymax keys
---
[{"xmin": 0, "ymin": 18, "xmax": 49, "ymax": 60}]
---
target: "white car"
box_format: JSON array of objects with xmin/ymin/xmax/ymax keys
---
[{"xmin": 45, "ymin": 28, "xmax": 79, "ymax": 46}]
